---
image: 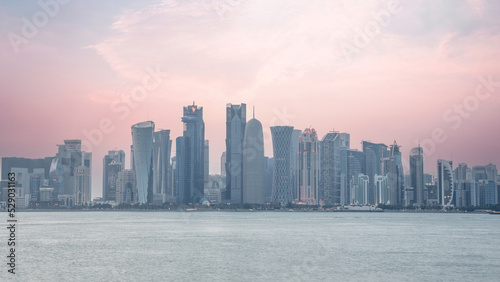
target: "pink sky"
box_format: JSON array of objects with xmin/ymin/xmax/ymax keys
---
[{"xmin": 1, "ymin": 0, "xmax": 500, "ymax": 198}]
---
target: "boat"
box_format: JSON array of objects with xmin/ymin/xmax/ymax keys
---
[
  {"xmin": 487, "ymin": 210, "xmax": 500, "ymax": 214},
  {"xmin": 338, "ymin": 205, "xmax": 383, "ymax": 212}
]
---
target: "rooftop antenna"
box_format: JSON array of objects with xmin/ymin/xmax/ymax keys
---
[{"xmin": 253, "ymin": 105, "xmax": 255, "ymax": 119}]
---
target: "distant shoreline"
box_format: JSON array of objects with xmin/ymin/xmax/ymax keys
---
[{"xmin": 12, "ymin": 209, "xmax": 492, "ymax": 214}]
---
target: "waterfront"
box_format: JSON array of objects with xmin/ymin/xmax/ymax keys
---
[{"xmin": 3, "ymin": 212, "xmax": 500, "ymax": 281}]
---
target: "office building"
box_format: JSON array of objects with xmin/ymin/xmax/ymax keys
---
[
  {"xmin": 225, "ymin": 103, "xmax": 246, "ymax": 204},
  {"xmin": 271, "ymin": 126, "xmax": 294, "ymax": 204},
  {"xmin": 437, "ymin": 159, "xmax": 454, "ymax": 207},
  {"xmin": 153, "ymin": 129, "xmax": 172, "ymax": 204},
  {"xmin": 131, "ymin": 121, "xmax": 155, "ymax": 204},
  {"xmin": 297, "ymin": 128, "xmax": 320, "ymax": 205},
  {"xmin": 409, "ymin": 146, "xmax": 424, "ymax": 205},
  {"xmin": 102, "ymin": 150, "xmax": 125, "ymax": 202},
  {"xmin": 242, "ymin": 111, "xmax": 265, "ymax": 204},
  {"xmin": 176, "ymin": 103, "xmax": 205, "ymax": 204}
]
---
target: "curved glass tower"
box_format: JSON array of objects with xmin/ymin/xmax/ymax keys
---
[
  {"xmin": 131, "ymin": 121, "xmax": 155, "ymax": 204},
  {"xmin": 438, "ymin": 159, "xmax": 454, "ymax": 207},
  {"xmin": 271, "ymin": 126, "xmax": 294, "ymax": 205},
  {"xmin": 242, "ymin": 113, "xmax": 264, "ymax": 204}
]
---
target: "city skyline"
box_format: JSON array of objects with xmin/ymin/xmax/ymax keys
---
[
  {"xmin": 1, "ymin": 103, "xmax": 499, "ymax": 199},
  {"xmin": 1, "ymin": 1, "xmax": 500, "ymax": 198}
]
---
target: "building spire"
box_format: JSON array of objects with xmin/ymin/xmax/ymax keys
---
[{"xmin": 253, "ymin": 105, "xmax": 255, "ymax": 119}]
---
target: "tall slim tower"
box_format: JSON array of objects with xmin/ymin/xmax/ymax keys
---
[
  {"xmin": 153, "ymin": 130, "xmax": 172, "ymax": 204},
  {"xmin": 176, "ymin": 103, "xmax": 205, "ymax": 204},
  {"xmin": 131, "ymin": 121, "xmax": 155, "ymax": 204},
  {"xmin": 298, "ymin": 128, "xmax": 320, "ymax": 204},
  {"xmin": 271, "ymin": 126, "xmax": 294, "ymax": 205},
  {"xmin": 204, "ymin": 140, "xmax": 210, "ymax": 191},
  {"xmin": 242, "ymin": 109, "xmax": 265, "ymax": 204},
  {"xmin": 410, "ymin": 146, "xmax": 424, "ymax": 206},
  {"xmin": 225, "ymin": 103, "xmax": 246, "ymax": 204},
  {"xmin": 290, "ymin": 129, "xmax": 301, "ymax": 201},
  {"xmin": 385, "ymin": 141, "xmax": 404, "ymax": 205}
]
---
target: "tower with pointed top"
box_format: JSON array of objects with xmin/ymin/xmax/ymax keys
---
[{"xmin": 242, "ymin": 107, "xmax": 265, "ymax": 204}]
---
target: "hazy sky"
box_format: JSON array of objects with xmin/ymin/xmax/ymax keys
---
[{"xmin": 1, "ymin": 0, "xmax": 500, "ymax": 198}]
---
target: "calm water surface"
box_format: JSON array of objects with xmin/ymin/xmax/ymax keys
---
[{"xmin": 3, "ymin": 211, "xmax": 500, "ymax": 281}]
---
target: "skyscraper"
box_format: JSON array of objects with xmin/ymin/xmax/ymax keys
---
[
  {"xmin": 220, "ymin": 152, "xmax": 226, "ymax": 177},
  {"xmin": 290, "ymin": 129, "xmax": 301, "ymax": 201},
  {"xmin": 49, "ymin": 140, "xmax": 92, "ymax": 201},
  {"xmin": 386, "ymin": 141, "xmax": 404, "ymax": 205},
  {"xmin": 1, "ymin": 157, "xmax": 52, "ymax": 199},
  {"xmin": 204, "ymin": 140, "xmax": 209, "ymax": 191},
  {"xmin": 321, "ymin": 132, "xmax": 350, "ymax": 205},
  {"xmin": 242, "ymin": 109, "xmax": 265, "ymax": 204},
  {"xmin": 116, "ymin": 169, "xmax": 137, "ymax": 204},
  {"xmin": 297, "ymin": 128, "xmax": 320, "ymax": 205},
  {"xmin": 362, "ymin": 141, "xmax": 389, "ymax": 205},
  {"xmin": 347, "ymin": 149, "xmax": 365, "ymax": 205},
  {"xmin": 74, "ymin": 166, "xmax": 90, "ymax": 205},
  {"xmin": 225, "ymin": 103, "xmax": 246, "ymax": 204},
  {"xmin": 271, "ymin": 126, "xmax": 294, "ymax": 205},
  {"xmin": 410, "ymin": 146, "xmax": 424, "ymax": 206},
  {"xmin": 102, "ymin": 150, "xmax": 125, "ymax": 202},
  {"xmin": 176, "ymin": 103, "xmax": 205, "ymax": 204},
  {"xmin": 131, "ymin": 121, "xmax": 155, "ymax": 204},
  {"xmin": 153, "ymin": 129, "xmax": 172, "ymax": 204},
  {"xmin": 438, "ymin": 159, "xmax": 454, "ymax": 207}
]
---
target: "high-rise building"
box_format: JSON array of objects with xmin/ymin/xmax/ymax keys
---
[
  {"xmin": 102, "ymin": 150, "xmax": 125, "ymax": 202},
  {"xmin": 297, "ymin": 128, "xmax": 320, "ymax": 205},
  {"xmin": 116, "ymin": 169, "xmax": 137, "ymax": 204},
  {"xmin": 74, "ymin": 166, "xmax": 90, "ymax": 205},
  {"xmin": 49, "ymin": 140, "xmax": 91, "ymax": 201},
  {"xmin": 347, "ymin": 149, "xmax": 364, "ymax": 206},
  {"xmin": 409, "ymin": 146, "xmax": 424, "ymax": 206},
  {"xmin": 321, "ymin": 132, "xmax": 350, "ymax": 205},
  {"xmin": 478, "ymin": 180, "xmax": 496, "ymax": 206},
  {"xmin": 385, "ymin": 141, "xmax": 405, "ymax": 205},
  {"xmin": 290, "ymin": 129, "xmax": 302, "ymax": 201},
  {"xmin": 374, "ymin": 174, "xmax": 389, "ymax": 204},
  {"xmin": 454, "ymin": 163, "xmax": 474, "ymax": 207},
  {"xmin": 1, "ymin": 157, "xmax": 52, "ymax": 199},
  {"xmin": 176, "ymin": 103, "xmax": 205, "ymax": 204},
  {"xmin": 264, "ymin": 157, "xmax": 274, "ymax": 203},
  {"xmin": 153, "ymin": 130, "xmax": 172, "ymax": 204},
  {"xmin": 131, "ymin": 121, "xmax": 155, "ymax": 204},
  {"xmin": 437, "ymin": 159, "xmax": 454, "ymax": 207},
  {"xmin": 351, "ymin": 173, "xmax": 369, "ymax": 205},
  {"xmin": 271, "ymin": 126, "xmax": 294, "ymax": 205},
  {"xmin": 242, "ymin": 110, "xmax": 265, "ymax": 204},
  {"xmin": 204, "ymin": 140, "xmax": 209, "ymax": 191},
  {"xmin": 220, "ymin": 152, "xmax": 226, "ymax": 177},
  {"xmin": 225, "ymin": 103, "xmax": 246, "ymax": 204},
  {"xmin": 362, "ymin": 141, "xmax": 389, "ymax": 205}
]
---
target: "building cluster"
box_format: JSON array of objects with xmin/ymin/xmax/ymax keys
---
[
  {"xmin": 1, "ymin": 102, "xmax": 499, "ymax": 208},
  {"xmin": 1, "ymin": 140, "xmax": 92, "ymax": 208}
]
